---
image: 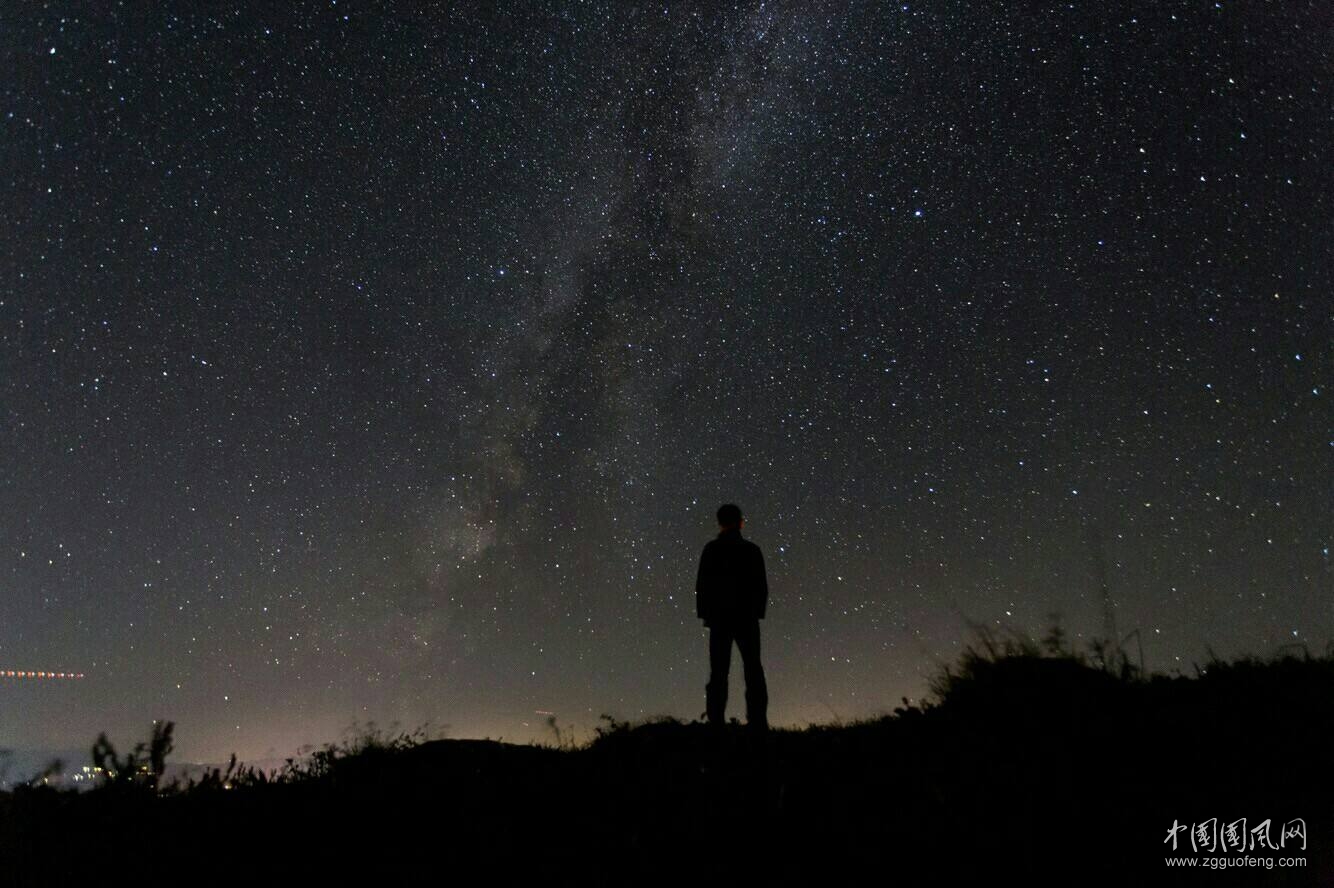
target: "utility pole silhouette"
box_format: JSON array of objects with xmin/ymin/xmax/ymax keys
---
[
  {"xmin": 1084, "ymin": 523, "xmax": 1120, "ymax": 665},
  {"xmin": 1081, "ymin": 522, "xmax": 1148, "ymax": 674}
]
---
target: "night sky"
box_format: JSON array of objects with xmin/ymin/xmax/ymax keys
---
[{"xmin": 3, "ymin": 2, "xmax": 1329, "ymax": 763}]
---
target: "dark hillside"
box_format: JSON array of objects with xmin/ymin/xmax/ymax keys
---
[{"xmin": 3, "ymin": 641, "xmax": 1330, "ymax": 885}]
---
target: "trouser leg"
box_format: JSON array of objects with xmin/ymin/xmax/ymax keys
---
[
  {"xmin": 735, "ymin": 619, "xmax": 768, "ymax": 728},
  {"xmin": 706, "ymin": 624, "xmax": 734, "ymax": 725}
]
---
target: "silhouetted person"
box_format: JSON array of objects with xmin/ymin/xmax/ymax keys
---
[{"xmin": 696, "ymin": 503, "xmax": 768, "ymax": 733}]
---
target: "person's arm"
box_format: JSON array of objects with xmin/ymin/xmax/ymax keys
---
[{"xmin": 754, "ymin": 545, "xmax": 768, "ymax": 620}]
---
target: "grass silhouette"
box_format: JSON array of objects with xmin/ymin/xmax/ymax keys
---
[{"xmin": 2, "ymin": 627, "xmax": 1330, "ymax": 885}]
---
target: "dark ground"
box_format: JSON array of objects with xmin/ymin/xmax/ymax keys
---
[{"xmin": 3, "ymin": 642, "xmax": 1331, "ymax": 886}]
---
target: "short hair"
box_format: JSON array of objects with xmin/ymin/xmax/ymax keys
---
[{"xmin": 716, "ymin": 503, "xmax": 743, "ymax": 527}]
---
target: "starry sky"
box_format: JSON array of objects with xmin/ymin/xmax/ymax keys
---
[{"xmin": 2, "ymin": 2, "xmax": 1329, "ymax": 763}]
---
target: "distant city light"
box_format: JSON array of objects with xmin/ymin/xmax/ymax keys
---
[{"xmin": 1, "ymin": 669, "xmax": 86, "ymax": 679}]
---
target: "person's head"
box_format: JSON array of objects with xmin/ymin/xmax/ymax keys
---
[{"xmin": 716, "ymin": 503, "xmax": 743, "ymax": 531}]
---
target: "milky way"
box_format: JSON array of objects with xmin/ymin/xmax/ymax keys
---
[{"xmin": 3, "ymin": 2, "xmax": 1329, "ymax": 761}]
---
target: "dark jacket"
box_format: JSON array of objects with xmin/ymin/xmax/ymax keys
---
[{"xmin": 695, "ymin": 527, "xmax": 768, "ymax": 626}]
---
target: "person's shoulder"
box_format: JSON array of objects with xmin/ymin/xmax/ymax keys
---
[{"xmin": 745, "ymin": 538, "xmax": 764, "ymax": 555}]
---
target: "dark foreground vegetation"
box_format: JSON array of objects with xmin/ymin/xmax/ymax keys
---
[{"xmin": 3, "ymin": 629, "xmax": 1331, "ymax": 885}]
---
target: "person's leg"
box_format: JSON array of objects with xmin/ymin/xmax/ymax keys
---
[
  {"xmin": 706, "ymin": 624, "xmax": 734, "ymax": 726},
  {"xmin": 735, "ymin": 619, "xmax": 768, "ymax": 730}
]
